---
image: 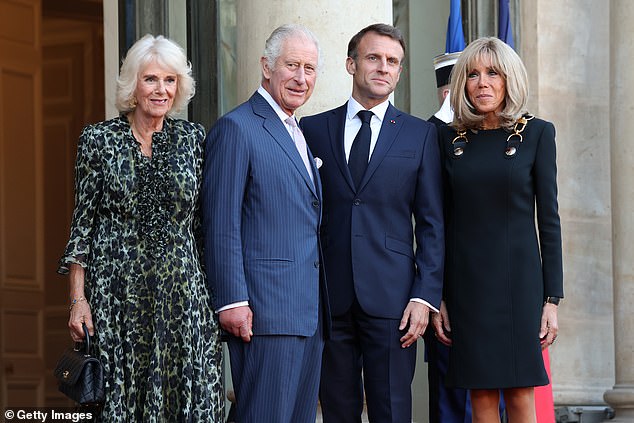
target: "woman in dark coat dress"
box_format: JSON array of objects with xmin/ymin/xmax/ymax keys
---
[{"xmin": 432, "ymin": 37, "xmax": 563, "ymax": 423}]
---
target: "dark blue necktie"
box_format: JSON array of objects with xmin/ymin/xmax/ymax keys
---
[{"xmin": 348, "ymin": 110, "xmax": 373, "ymax": 188}]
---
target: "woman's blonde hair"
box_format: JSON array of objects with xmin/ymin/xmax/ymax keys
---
[
  {"xmin": 450, "ymin": 37, "xmax": 528, "ymax": 131},
  {"xmin": 115, "ymin": 34, "xmax": 195, "ymax": 116}
]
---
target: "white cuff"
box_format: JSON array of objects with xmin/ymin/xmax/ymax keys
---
[
  {"xmin": 409, "ymin": 298, "xmax": 439, "ymax": 314},
  {"xmin": 217, "ymin": 301, "xmax": 249, "ymax": 313}
]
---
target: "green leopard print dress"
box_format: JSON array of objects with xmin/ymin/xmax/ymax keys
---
[{"xmin": 58, "ymin": 115, "xmax": 224, "ymax": 422}]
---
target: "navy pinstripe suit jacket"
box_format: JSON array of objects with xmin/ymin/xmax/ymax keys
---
[{"xmin": 202, "ymin": 92, "xmax": 327, "ymax": 337}]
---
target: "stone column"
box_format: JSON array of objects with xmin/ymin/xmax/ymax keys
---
[
  {"xmin": 522, "ymin": 0, "xmax": 614, "ymax": 406},
  {"xmin": 604, "ymin": 1, "xmax": 634, "ymax": 421},
  {"xmin": 235, "ymin": 0, "xmax": 393, "ymax": 117}
]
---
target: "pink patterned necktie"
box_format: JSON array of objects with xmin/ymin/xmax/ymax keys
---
[{"xmin": 285, "ymin": 117, "xmax": 314, "ymax": 184}]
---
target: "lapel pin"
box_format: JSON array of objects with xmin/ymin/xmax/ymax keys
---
[
  {"xmin": 314, "ymin": 157, "xmax": 323, "ymax": 169},
  {"xmin": 390, "ymin": 120, "xmax": 396, "ymax": 124}
]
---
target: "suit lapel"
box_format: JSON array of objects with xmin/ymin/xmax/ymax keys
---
[
  {"xmin": 250, "ymin": 92, "xmax": 318, "ymax": 198},
  {"xmin": 357, "ymin": 104, "xmax": 402, "ymax": 191},
  {"xmin": 307, "ymin": 143, "xmax": 322, "ymax": 202},
  {"xmin": 327, "ymin": 104, "xmax": 356, "ymax": 192}
]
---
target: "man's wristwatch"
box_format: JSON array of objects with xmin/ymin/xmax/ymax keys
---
[{"xmin": 544, "ymin": 296, "xmax": 561, "ymax": 306}]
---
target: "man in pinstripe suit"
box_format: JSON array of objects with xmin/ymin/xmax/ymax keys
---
[{"xmin": 202, "ymin": 24, "xmax": 329, "ymax": 423}]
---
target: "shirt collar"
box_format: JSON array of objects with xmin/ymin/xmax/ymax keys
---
[
  {"xmin": 258, "ymin": 85, "xmax": 296, "ymax": 123},
  {"xmin": 434, "ymin": 93, "xmax": 454, "ymax": 124},
  {"xmin": 346, "ymin": 97, "xmax": 390, "ymax": 122}
]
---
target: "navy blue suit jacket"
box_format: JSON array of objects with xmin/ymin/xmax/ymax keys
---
[
  {"xmin": 202, "ymin": 92, "xmax": 328, "ymax": 336},
  {"xmin": 301, "ymin": 102, "xmax": 444, "ymax": 318}
]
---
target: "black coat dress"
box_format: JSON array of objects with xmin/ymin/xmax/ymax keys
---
[{"xmin": 438, "ymin": 117, "xmax": 563, "ymax": 389}]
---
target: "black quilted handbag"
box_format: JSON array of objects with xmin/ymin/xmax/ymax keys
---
[{"xmin": 53, "ymin": 323, "xmax": 105, "ymax": 406}]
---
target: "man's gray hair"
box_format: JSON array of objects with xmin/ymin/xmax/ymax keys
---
[{"xmin": 262, "ymin": 24, "xmax": 323, "ymax": 70}]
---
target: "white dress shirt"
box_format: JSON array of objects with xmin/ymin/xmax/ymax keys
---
[{"xmin": 344, "ymin": 97, "xmax": 389, "ymax": 163}]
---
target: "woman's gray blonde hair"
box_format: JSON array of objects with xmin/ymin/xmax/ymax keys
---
[
  {"xmin": 115, "ymin": 34, "xmax": 195, "ymax": 116},
  {"xmin": 450, "ymin": 37, "xmax": 529, "ymax": 131}
]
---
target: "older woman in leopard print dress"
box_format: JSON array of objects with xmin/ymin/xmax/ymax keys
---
[{"xmin": 58, "ymin": 34, "xmax": 224, "ymax": 422}]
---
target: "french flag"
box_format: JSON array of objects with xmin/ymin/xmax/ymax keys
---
[
  {"xmin": 446, "ymin": 0, "xmax": 466, "ymax": 53},
  {"xmin": 498, "ymin": 0, "xmax": 515, "ymax": 49}
]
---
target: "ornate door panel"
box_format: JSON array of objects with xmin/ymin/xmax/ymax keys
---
[
  {"xmin": 0, "ymin": 0, "xmax": 45, "ymax": 408},
  {"xmin": 41, "ymin": 16, "xmax": 104, "ymax": 406}
]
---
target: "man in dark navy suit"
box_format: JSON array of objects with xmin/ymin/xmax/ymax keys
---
[
  {"xmin": 202, "ymin": 24, "xmax": 328, "ymax": 423},
  {"xmin": 301, "ymin": 23, "xmax": 444, "ymax": 423}
]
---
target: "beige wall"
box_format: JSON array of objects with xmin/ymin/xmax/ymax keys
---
[
  {"xmin": 605, "ymin": 1, "xmax": 634, "ymax": 420},
  {"xmin": 235, "ymin": 0, "xmax": 393, "ymax": 118}
]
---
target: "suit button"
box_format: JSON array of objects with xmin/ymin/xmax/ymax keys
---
[
  {"xmin": 314, "ymin": 261, "xmax": 320, "ymax": 268},
  {"xmin": 353, "ymin": 199, "xmax": 361, "ymax": 206},
  {"xmin": 312, "ymin": 200, "xmax": 320, "ymax": 208}
]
